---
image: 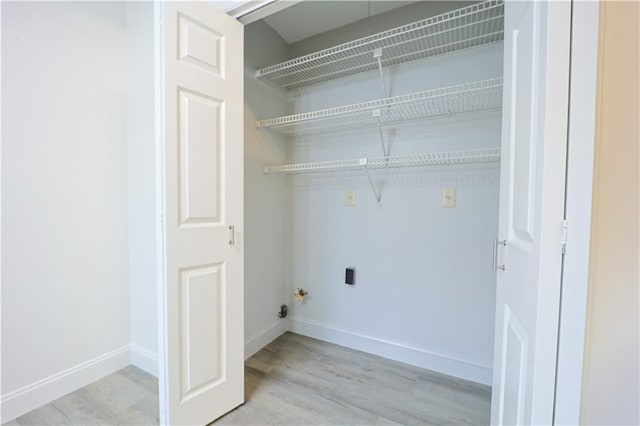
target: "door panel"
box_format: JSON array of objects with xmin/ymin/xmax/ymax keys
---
[
  {"xmin": 160, "ymin": 2, "xmax": 244, "ymax": 425},
  {"xmin": 491, "ymin": 1, "xmax": 571, "ymax": 424},
  {"xmin": 178, "ymin": 14, "xmax": 225, "ymax": 76},
  {"xmin": 178, "ymin": 89, "xmax": 223, "ymax": 224},
  {"xmin": 500, "ymin": 307, "xmax": 528, "ymax": 425},
  {"xmin": 179, "ymin": 263, "xmax": 225, "ymax": 400},
  {"xmin": 510, "ymin": 2, "xmax": 539, "ymax": 244}
]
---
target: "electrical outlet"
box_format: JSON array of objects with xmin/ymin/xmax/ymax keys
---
[
  {"xmin": 345, "ymin": 189, "xmax": 356, "ymax": 207},
  {"xmin": 442, "ymin": 187, "xmax": 457, "ymax": 207},
  {"xmin": 345, "ymin": 267, "xmax": 355, "ymax": 285}
]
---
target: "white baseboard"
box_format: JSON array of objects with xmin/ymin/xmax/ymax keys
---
[
  {"xmin": 130, "ymin": 344, "xmax": 159, "ymax": 377},
  {"xmin": 244, "ymin": 320, "xmax": 288, "ymax": 360},
  {"xmin": 2, "ymin": 320, "xmax": 490, "ymax": 423},
  {"xmin": 0, "ymin": 345, "xmax": 130, "ymax": 423},
  {"xmin": 289, "ymin": 318, "xmax": 493, "ymax": 385}
]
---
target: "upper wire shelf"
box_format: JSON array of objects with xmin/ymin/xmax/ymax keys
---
[
  {"xmin": 264, "ymin": 148, "xmax": 501, "ymax": 174},
  {"xmin": 255, "ymin": 0, "xmax": 504, "ymax": 91},
  {"xmin": 256, "ymin": 78, "xmax": 503, "ymax": 136}
]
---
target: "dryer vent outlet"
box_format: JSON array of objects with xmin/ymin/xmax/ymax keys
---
[{"xmin": 278, "ymin": 304, "xmax": 288, "ymax": 319}]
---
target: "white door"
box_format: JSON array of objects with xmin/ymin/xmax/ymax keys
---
[
  {"xmin": 158, "ymin": 2, "xmax": 244, "ymax": 425},
  {"xmin": 491, "ymin": 1, "xmax": 571, "ymax": 424}
]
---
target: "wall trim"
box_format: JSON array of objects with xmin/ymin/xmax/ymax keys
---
[
  {"xmin": 289, "ymin": 317, "xmax": 493, "ymax": 385},
  {"xmin": 130, "ymin": 344, "xmax": 159, "ymax": 378},
  {"xmin": 229, "ymin": 1, "xmax": 303, "ymax": 25},
  {"xmin": 0, "ymin": 345, "xmax": 130, "ymax": 423},
  {"xmin": 553, "ymin": 1, "xmax": 600, "ymax": 424},
  {"xmin": 244, "ymin": 320, "xmax": 288, "ymax": 360}
]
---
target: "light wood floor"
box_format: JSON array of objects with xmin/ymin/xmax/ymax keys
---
[
  {"xmin": 5, "ymin": 332, "xmax": 491, "ymax": 425},
  {"xmin": 4, "ymin": 366, "xmax": 158, "ymax": 426},
  {"xmin": 216, "ymin": 332, "xmax": 491, "ymax": 425}
]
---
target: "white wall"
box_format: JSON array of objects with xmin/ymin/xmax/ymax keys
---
[
  {"xmin": 580, "ymin": 1, "xmax": 640, "ymax": 424},
  {"xmin": 125, "ymin": 2, "xmax": 158, "ymax": 376},
  {"xmin": 1, "ymin": 2, "xmax": 131, "ymax": 420},
  {"xmin": 243, "ymin": 21, "xmax": 291, "ymax": 357},
  {"xmin": 286, "ymin": 44, "xmax": 503, "ymax": 385}
]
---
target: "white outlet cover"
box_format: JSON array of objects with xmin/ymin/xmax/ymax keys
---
[
  {"xmin": 442, "ymin": 187, "xmax": 457, "ymax": 207},
  {"xmin": 345, "ymin": 189, "xmax": 356, "ymax": 207}
]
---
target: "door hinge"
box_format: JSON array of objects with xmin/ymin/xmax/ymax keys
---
[
  {"xmin": 228, "ymin": 225, "xmax": 235, "ymax": 247},
  {"xmin": 561, "ymin": 219, "xmax": 568, "ymax": 254}
]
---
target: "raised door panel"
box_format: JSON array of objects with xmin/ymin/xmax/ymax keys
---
[
  {"xmin": 178, "ymin": 89, "xmax": 223, "ymax": 226},
  {"xmin": 509, "ymin": 1, "xmax": 540, "ymax": 248},
  {"xmin": 178, "ymin": 13, "xmax": 225, "ymax": 77},
  {"xmin": 179, "ymin": 264, "xmax": 225, "ymax": 401}
]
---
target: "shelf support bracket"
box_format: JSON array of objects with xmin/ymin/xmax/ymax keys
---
[
  {"xmin": 373, "ymin": 48, "xmax": 388, "ymax": 98},
  {"xmin": 372, "ymin": 109, "xmax": 390, "ymax": 157},
  {"xmin": 361, "ymin": 159, "xmax": 382, "ymax": 208}
]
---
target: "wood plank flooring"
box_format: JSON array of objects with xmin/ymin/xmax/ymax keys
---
[
  {"xmin": 215, "ymin": 332, "xmax": 491, "ymax": 425},
  {"xmin": 5, "ymin": 366, "xmax": 158, "ymax": 426},
  {"xmin": 5, "ymin": 332, "xmax": 491, "ymax": 425}
]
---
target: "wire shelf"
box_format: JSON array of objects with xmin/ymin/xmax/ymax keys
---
[
  {"xmin": 256, "ymin": 78, "xmax": 503, "ymax": 136},
  {"xmin": 255, "ymin": 0, "xmax": 504, "ymax": 90},
  {"xmin": 264, "ymin": 148, "xmax": 500, "ymax": 174}
]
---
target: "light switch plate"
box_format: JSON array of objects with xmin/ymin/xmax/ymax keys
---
[
  {"xmin": 442, "ymin": 187, "xmax": 457, "ymax": 207},
  {"xmin": 345, "ymin": 189, "xmax": 356, "ymax": 207}
]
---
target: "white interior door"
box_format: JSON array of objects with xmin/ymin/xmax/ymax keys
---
[
  {"xmin": 491, "ymin": 1, "xmax": 571, "ymax": 424},
  {"xmin": 159, "ymin": 2, "xmax": 244, "ymax": 425}
]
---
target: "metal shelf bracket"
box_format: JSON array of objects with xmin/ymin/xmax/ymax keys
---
[
  {"xmin": 373, "ymin": 48, "xmax": 389, "ymax": 98},
  {"xmin": 361, "ymin": 158, "xmax": 383, "ymax": 208},
  {"xmin": 372, "ymin": 109, "xmax": 391, "ymax": 157}
]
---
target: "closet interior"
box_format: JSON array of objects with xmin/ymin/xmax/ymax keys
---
[{"xmin": 244, "ymin": 0, "xmax": 505, "ymax": 386}]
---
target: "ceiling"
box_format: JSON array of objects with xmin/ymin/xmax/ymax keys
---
[{"xmin": 262, "ymin": 1, "xmax": 416, "ymax": 44}]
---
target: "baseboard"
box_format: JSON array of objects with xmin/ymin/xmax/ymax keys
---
[
  {"xmin": 1, "ymin": 320, "xmax": 490, "ymax": 423},
  {"xmin": 288, "ymin": 318, "xmax": 493, "ymax": 385},
  {"xmin": 130, "ymin": 344, "xmax": 159, "ymax": 377},
  {"xmin": 0, "ymin": 345, "xmax": 130, "ymax": 423},
  {"xmin": 244, "ymin": 319, "xmax": 288, "ymax": 360}
]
